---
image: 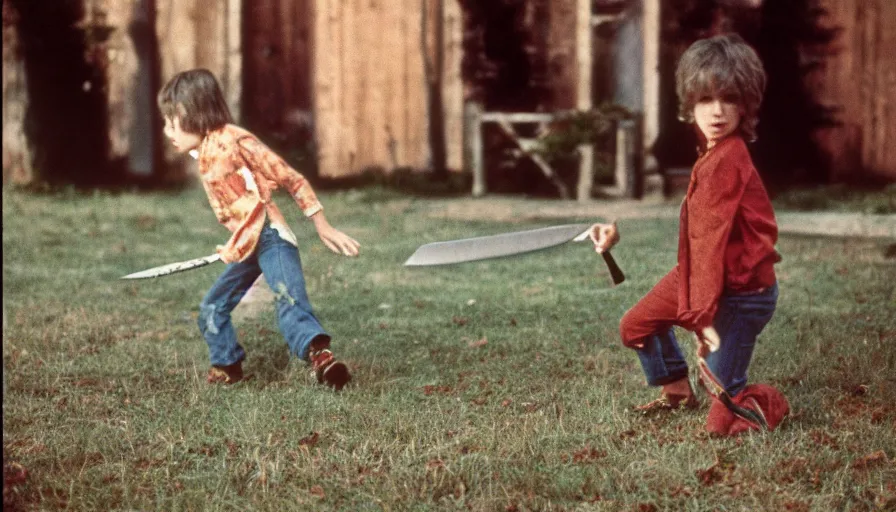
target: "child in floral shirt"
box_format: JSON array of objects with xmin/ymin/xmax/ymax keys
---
[
  {"xmin": 589, "ymin": 34, "xmax": 788, "ymax": 435},
  {"xmin": 158, "ymin": 68, "xmax": 359, "ymax": 390}
]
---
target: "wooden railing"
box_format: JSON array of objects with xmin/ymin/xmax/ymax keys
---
[{"xmin": 464, "ymin": 102, "xmax": 642, "ymax": 201}]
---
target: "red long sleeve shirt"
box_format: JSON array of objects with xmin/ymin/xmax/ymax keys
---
[{"xmin": 676, "ymin": 135, "xmax": 780, "ymax": 331}]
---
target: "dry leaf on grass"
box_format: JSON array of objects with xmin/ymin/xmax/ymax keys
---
[
  {"xmin": 468, "ymin": 337, "xmax": 488, "ymax": 348},
  {"xmin": 298, "ymin": 432, "xmax": 319, "ymax": 447},
  {"xmin": 851, "ymin": 450, "xmax": 889, "ymax": 470}
]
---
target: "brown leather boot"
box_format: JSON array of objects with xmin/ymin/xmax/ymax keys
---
[
  {"xmin": 309, "ymin": 347, "xmax": 351, "ymax": 391},
  {"xmin": 207, "ymin": 361, "xmax": 244, "ymax": 384}
]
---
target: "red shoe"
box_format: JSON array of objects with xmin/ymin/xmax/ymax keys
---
[
  {"xmin": 207, "ymin": 361, "xmax": 244, "ymax": 384},
  {"xmin": 309, "ymin": 348, "xmax": 351, "ymax": 390}
]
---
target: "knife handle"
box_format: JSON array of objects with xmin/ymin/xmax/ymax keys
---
[{"xmin": 601, "ymin": 251, "xmax": 625, "ymax": 286}]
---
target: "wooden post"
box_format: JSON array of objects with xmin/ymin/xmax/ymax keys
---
[
  {"xmin": 125, "ymin": 0, "xmax": 156, "ymax": 177},
  {"xmin": 614, "ymin": 119, "xmax": 636, "ymax": 197},
  {"xmin": 576, "ymin": 0, "xmax": 594, "ymax": 202},
  {"xmin": 642, "ymin": 0, "xmax": 661, "ymax": 174},
  {"xmin": 466, "ymin": 101, "xmax": 485, "ymax": 196},
  {"xmin": 223, "ymin": 0, "xmax": 241, "ymax": 121}
]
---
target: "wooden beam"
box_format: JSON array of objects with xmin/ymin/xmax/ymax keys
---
[
  {"xmin": 224, "ymin": 0, "xmax": 241, "ymax": 121},
  {"xmin": 642, "ymin": 0, "xmax": 661, "ymax": 173},
  {"xmin": 495, "ymin": 118, "xmax": 570, "ymax": 199},
  {"xmin": 576, "ymin": 0, "xmax": 594, "ymax": 202},
  {"xmin": 466, "ymin": 101, "xmax": 485, "ymax": 197},
  {"xmin": 479, "ymin": 112, "xmax": 558, "ymax": 123}
]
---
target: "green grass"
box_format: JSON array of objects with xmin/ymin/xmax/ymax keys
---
[
  {"xmin": 772, "ymin": 183, "xmax": 896, "ymax": 214},
  {"xmin": 3, "ymin": 186, "xmax": 895, "ymax": 511}
]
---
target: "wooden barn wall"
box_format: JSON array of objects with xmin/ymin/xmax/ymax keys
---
[
  {"xmin": 242, "ymin": 0, "xmax": 314, "ymax": 139},
  {"xmin": 154, "ymin": 0, "xmax": 241, "ymax": 110},
  {"xmin": 2, "ymin": 0, "xmax": 31, "ymax": 184},
  {"xmin": 155, "ymin": 0, "xmax": 240, "ymax": 174},
  {"xmin": 312, "ymin": 0, "xmax": 463, "ymax": 177},
  {"xmin": 546, "ymin": 0, "xmax": 578, "ymax": 110},
  {"xmin": 95, "ymin": 0, "xmax": 154, "ymax": 176},
  {"xmin": 813, "ymin": 0, "xmax": 896, "ymax": 181}
]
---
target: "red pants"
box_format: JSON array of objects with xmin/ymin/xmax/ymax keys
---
[{"xmin": 619, "ymin": 267, "xmax": 682, "ymax": 348}]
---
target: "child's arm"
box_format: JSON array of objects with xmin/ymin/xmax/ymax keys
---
[
  {"xmin": 237, "ymin": 136, "xmax": 324, "ymax": 217},
  {"xmin": 310, "ymin": 210, "xmax": 360, "ymax": 257},
  {"xmin": 238, "ymin": 136, "xmax": 360, "ymax": 257}
]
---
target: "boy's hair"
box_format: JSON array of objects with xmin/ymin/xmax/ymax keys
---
[
  {"xmin": 157, "ymin": 69, "xmax": 233, "ymax": 134},
  {"xmin": 675, "ymin": 33, "xmax": 766, "ymax": 142}
]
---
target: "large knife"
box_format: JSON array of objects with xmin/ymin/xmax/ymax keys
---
[
  {"xmin": 404, "ymin": 223, "xmax": 624, "ymax": 285},
  {"xmin": 120, "ymin": 254, "xmax": 221, "ymax": 280}
]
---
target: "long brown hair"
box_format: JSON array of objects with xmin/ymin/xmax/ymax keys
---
[
  {"xmin": 675, "ymin": 33, "xmax": 766, "ymax": 142},
  {"xmin": 157, "ymin": 69, "xmax": 233, "ymax": 135}
]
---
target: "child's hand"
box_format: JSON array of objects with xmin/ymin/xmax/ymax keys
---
[
  {"xmin": 318, "ymin": 226, "xmax": 360, "ymax": 257},
  {"xmin": 694, "ymin": 326, "xmax": 721, "ymax": 358},
  {"xmin": 588, "ymin": 222, "xmax": 620, "ymax": 254},
  {"xmin": 311, "ymin": 213, "xmax": 360, "ymax": 257}
]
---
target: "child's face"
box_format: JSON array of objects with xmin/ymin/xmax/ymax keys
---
[
  {"xmin": 692, "ymin": 94, "xmax": 742, "ymax": 146},
  {"xmin": 163, "ymin": 116, "xmax": 202, "ymax": 153}
]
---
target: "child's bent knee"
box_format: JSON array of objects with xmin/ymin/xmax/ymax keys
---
[{"xmin": 618, "ymin": 312, "xmax": 639, "ymax": 347}]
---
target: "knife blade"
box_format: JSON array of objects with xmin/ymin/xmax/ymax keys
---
[
  {"xmin": 404, "ymin": 224, "xmax": 591, "ymax": 266},
  {"xmin": 120, "ymin": 254, "xmax": 221, "ymax": 280},
  {"xmin": 403, "ymin": 224, "xmax": 625, "ymax": 285}
]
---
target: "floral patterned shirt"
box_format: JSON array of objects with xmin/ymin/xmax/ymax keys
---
[{"xmin": 193, "ymin": 124, "xmax": 322, "ymax": 263}]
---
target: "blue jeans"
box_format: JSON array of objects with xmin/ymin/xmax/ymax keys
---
[
  {"xmin": 198, "ymin": 223, "xmax": 329, "ymax": 367},
  {"xmin": 636, "ymin": 283, "xmax": 778, "ymax": 397}
]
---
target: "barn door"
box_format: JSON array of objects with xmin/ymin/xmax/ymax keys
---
[{"xmin": 242, "ymin": 0, "xmax": 314, "ymax": 162}]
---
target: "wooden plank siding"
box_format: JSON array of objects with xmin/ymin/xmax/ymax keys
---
[
  {"xmin": 154, "ymin": 0, "xmax": 240, "ymax": 176},
  {"xmin": 312, "ymin": 0, "xmax": 463, "ymax": 177},
  {"xmin": 813, "ymin": 0, "xmax": 896, "ymax": 181},
  {"xmin": 242, "ymin": 0, "xmax": 313, "ymax": 140},
  {"xmin": 2, "ymin": 0, "xmax": 31, "ymax": 184}
]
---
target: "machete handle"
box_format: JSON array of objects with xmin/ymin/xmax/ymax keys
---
[{"xmin": 601, "ymin": 251, "xmax": 625, "ymax": 286}]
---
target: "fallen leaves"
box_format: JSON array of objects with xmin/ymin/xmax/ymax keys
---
[
  {"xmin": 309, "ymin": 485, "xmax": 326, "ymax": 499},
  {"xmin": 135, "ymin": 214, "xmax": 158, "ymax": 230},
  {"xmin": 422, "ymin": 385, "xmax": 453, "ymax": 396},
  {"xmin": 565, "ymin": 446, "xmax": 607, "ymax": 464},
  {"xmin": 452, "ymin": 316, "xmax": 468, "ymax": 326},
  {"xmin": 851, "ymin": 450, "xmax": 889, "ymax": 471},
  {"xmin": 3, "ymin": 462, "xmax": 27, "ymax": 487},
  {"xmin": 225, "ymin": 439, "xmax": 240, "ymax": 457},
  {"xmin": 773, "ymin": 457, "xmax": 810, "ymax": 484},
  {"xmin": 467, "ymin": 337, "xmax": 488, "ymax": 348},
  {"xmin": 696, "ymin": 452, "xmax": 737, "ymax": 487},
  {"xmin": 809, "ymin": 429, "xmax": 840, "ymax": 450},
  {"xmin": 298, "ymin": 432, "xmax": 320, "ymax": 448}
]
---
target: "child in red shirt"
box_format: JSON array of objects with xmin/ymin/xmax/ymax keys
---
[
  {"xmin": 158, "ymin": 69, "xmax": 360, "ymax": 390},
  {"xmin": 590, "ymin": 34, "xmax": 788, "ymax": 434}
]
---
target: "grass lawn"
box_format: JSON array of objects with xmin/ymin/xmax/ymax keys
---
[{"xmin": 3, "ymin": 185, "xmax": 895, "ymax": 511}]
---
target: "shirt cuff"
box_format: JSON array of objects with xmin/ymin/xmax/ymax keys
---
[{"xmin": 302, "ymin": 203, "xmax": 323, "ymax": 218}]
